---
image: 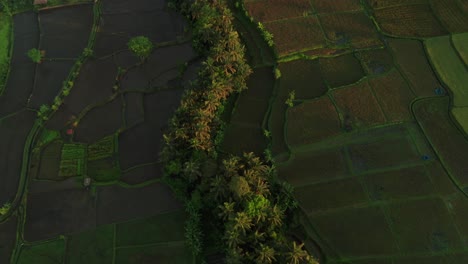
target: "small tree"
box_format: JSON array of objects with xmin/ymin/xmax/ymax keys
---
[
  {"xmin": 285, "ymin": 90, "xmax": 295, "ymax": 107},
  {"xmin": 27, "ymin": 48, "xmax": 43, "ymax": 63},
  {"xmin": 0, "ymin": 202, "xmax": 11, "ymax": 216},
  {"xmin": 128, "ymin": 36, "xmax": 154, "ymax": 60}
]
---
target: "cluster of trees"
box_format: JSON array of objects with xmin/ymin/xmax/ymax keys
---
[{"xmin": 162, "ymin": 0, "xmax": 317, "ymax": 263}]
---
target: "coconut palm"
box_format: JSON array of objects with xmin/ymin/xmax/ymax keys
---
[
  {"xmin": 287, "ymin": 241, "xmax": 312, "ymax": 264},
  {"xmin": 256, "ymin": 244, "xmax": 276, "ymax": 264},
  {"xmin": 218, "ymin": 201, "xmax": 235, "ymax": 221},
  {"xmin": 269, "ymin": 205, "xmax": 284, "ymax": 227},
  {"xmin": 233, "ymin": 211, "xmax": 252, "ymax": 234}
]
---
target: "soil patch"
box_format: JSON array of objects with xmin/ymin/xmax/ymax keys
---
[
  {"xmin": 65, "ymin": 224, "xmax": 114, "ymax": 264},
  {"xmin": 24, "ymin": 188, "xmax": 97, "ymax": 242},
  {"xmin": 295, "ymin": 177, "xmax": 368, "ymax": 212},
  {"xmin": 96, "ymin": 182, "xmax": 181, "ymax": 225},
  {"xmin": 278, "ymin": 147, "xmax": 349, "ymax": 186},
  {"xmin": 28, "ymin": 60, "xmax": 75, "ymax": 109},
  {"xmin": 74, "ymin": 96, "xmax": 123, "ymax": 143},
  {"xmin": 319, "ymin": 53, "xmax": 365, "ymax": 88},
  {"xmin": 37, "ymin": 140, "xmax": 63, "ymax": 180},
  {"xmin": 0, "ymin": 111, "xmax": 36, "ymax": 205},
  {"xmin": 278, "ymin": 59, "xmax": 327, "ymax": 99},
  {"xmin": 121, "ymin": 163, "xmax": 163, "ymax": 185},
  {"xmin": 39, "ymin": 4, "xmax": 93, "ymax": 58}
]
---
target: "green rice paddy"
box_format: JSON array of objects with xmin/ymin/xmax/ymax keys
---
[
  {"xmin": 425, "ymin": 36, "xmax": 468, "ymax": 107},
  {"xmin": 0, "ymin": 12, "xmax": 11, "ymax": 93}
]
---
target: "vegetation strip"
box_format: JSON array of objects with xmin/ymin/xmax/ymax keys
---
[{"xmin": 163, "ymin": 0, "xmax": 317, "ymax": 263}]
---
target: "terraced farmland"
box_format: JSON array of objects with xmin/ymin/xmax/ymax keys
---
[{"xmin": 226, "ymin": 0, "xmax": 468, "ymax": 263}]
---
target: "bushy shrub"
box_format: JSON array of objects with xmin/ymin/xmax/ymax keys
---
[
  {"xmin": 127, "ymin": 36, "xmax": 153, "ymax": 60},
  {"xmin": 27, "ymin": 48, "xmax": 43, "ymax": 63}
]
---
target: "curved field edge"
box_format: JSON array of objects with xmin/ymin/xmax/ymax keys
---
[
  {"xmin": 162, "ymin": 0, "xmax": 318, "ymax": 263},
  {"xmin": 424, "ymin": 35, "xmax": 468, "ymax": 133}
]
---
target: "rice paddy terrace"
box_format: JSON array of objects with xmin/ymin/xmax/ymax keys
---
[
  {"xmin": 220, "ymin": 0, "xmax": 468, "ymax": 263},
  {"xmin": 0, "ymin": 0, "xmax": 467, "ymax": 263},
  {"xmin": 0, "ymin": 0, "xmax": 198, "ymax": 263}
]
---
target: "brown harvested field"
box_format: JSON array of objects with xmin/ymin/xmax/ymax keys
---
[
  {"xmin": 347, "ymin": 136, "xmax": 421, "ymax": 173},
  {"xmin": 319, "ymin": 11, "xmax": 382, "ymax": 49},
  {"xmin": 413, "ymin": 97, "xmax": 468, "ymax": 187},
  {"xmin": 388, "ymin": 38, "xmax": 442, "ymax": 97},
  {"xmin": 386, "ymin": 198, "xmax": 463, "ymax": 253},
  {"xmin": 277, "ymin": 147, "xmax": 349, "ymax": 186},
  {"xmin": 245, "ymin": 0, "xmax": 313, "ymax": 23},
  {"xmin": 332, "ymin": 81, "xmax": 386, "ymax": 129},
  {"xmin": 373, "ymin": 4, "xmax": 447, "ymax": 37},
  {"xmin": 312, "ymin": 0, "xmax": 362, "ymax": 13},
  {"xmin": 278, "ymin": 59, "xmax": 327, "ymax": 99},
  {"xmin": 430, "ymin": 0, "xmax": 468, "ymax": 33},
  {"xmin": 363, "ymin": 165, "xmax": 435, "ymax": 201},
  {"xmin": 367, "ymin": 0, "xmax": 427, "ymax": 9},
  {"xmin": 295, "ymin": 177, "xmax": 368, "ymax": 212},
  {"xmin": 310, "ymin": 205, "xmax": 399, "ymax": 256},
  {"xmin": 319, "ymin": 53, "xmax": 366, "ymax": 88},
  {"xmin": 286, "ymin": 97, "xmax": 342, "ymax": 147},
  {"xmin": 37, "ymin": 141, "xmax": 63, "ymax": 180},
  {"xmin": 357, "ymin": 47, "xmax": 394, "ymax": 75},
  {"xmin": 264, "ymin": 16, "xmax": 326, "ymax": 56},
  {"xmin": 368, "ymin": 69, "xmax": 416, "ymax": 122}
]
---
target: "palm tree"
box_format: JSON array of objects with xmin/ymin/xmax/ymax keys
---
[
  {"xmin": 233, "ymin": 211, "xmax": 252, "ymax": 234},
  {"xmin": 269, "ymin": 205, "xmax": 284, "ymax": 227},
  {"xmin": 225, "ymin": 228, "xmax": 244, "ymax": 249},
  {"xmin": 210, "ymin": 174, "xmax": 227, "ymax": 201},
  {"xmin": 256, "ymin": 244, "xmax": 276, "ymax": 264},
  {"xmin": 286, "ymin": 241, "xmax": 312, "ymax": 264},
  {"xmin": 218, "ymin": 201, "xmax": 235, "ymax": 221}
]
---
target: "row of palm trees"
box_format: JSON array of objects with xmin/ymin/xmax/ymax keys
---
[{"xmin": 162, "ymin": 0, "xmax": 317, "ymax": 263}]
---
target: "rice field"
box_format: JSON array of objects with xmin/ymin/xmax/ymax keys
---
[{"xmin": 425, "ymin": 35, "xmax": 468, "ymax": 107}]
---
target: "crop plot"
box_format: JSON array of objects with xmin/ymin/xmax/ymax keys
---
[
  {"xmin": 121, "ymin": 163, "xmax": 163, "ymax": 185},
  {"xmin": 0, "ymin": 216, "xmax": 17, "ymax": 264},
  {"xmin": 264, "ymin": 16, "xmax": 326, "ymax": 56},
  {"xmin": 332, "ymin": 81, "xmax": 386, "ymax": 129},
  {"xmin": 425, "ymin": 161, "xmax": 458, "ymax": 197},
  {"xmin": 59, "ymin": 143, "xmax": 86, "ymax": 177},
  {"xmin": 425, "ymin": 36, "xmax": 468, "ymax": 107},
  {"xmin": 319, "ymin": 53, "xmax": 365, "ymax": 88},
  {"xmin": 386, "ymin": 198, "xmax": 462, "ymax": 253},
  {"xmin": 363, "ymin": 165, "xmax": 435, "ymax": 201},
  {"xmin": 116, "ymin": 210, "xmax": 186, "ymax": 246},
  {"xmin": 447, "ymin": 193, "xmax": 468, "ymax": 246},
  {"xmin": 373, "ymin": 4, "xmax": 447, "ymax": 37},
  {"xmin": 87, "ymin": 135, "xmax": 115, "ymax": 161},
  {"xmin": 357, "ymin": 47, "xmax": 394, "ymax": 75},
  {"xmin": 245, "ymin": 0, "xmax": 313, "ymax": 23},
  {"xmin": 17, "ymin": 239, "xmax": 65, "ymax": 264},
  {"xmin": 295, "ymin": 177, "xmax": 368, "ymax": 212},
  {"xmin": 88, "ymin": 157, "xmax": 120, "ymax": 182},
  {"xmin": 319, "ymin": 11, "xmax": 382, "ymax": 49},
  {"xmin": 369, "ymin": 69, "xmax": 415, "ymax": 122},
  {"xmin": 310, "ymin": 205, "xmax": 399, "ymax": 256},
  {"xmin": 388, "ymin": 38, "xmax": 442, "ymax": 97},
  {"xmin": 452, "ymin": 107, "xmax": 468, "ymax": 133},
  {"xmin": 452, "ymin": 33, "xmax": 468, "ymax": 66},
  {"xmin": 74, "ymin": 97, "xmax": 123, "ymax": 143},
  {"xmin": 221, "ymin": 123, "xmax": 266, "ymax": 156},
  {"xmin": 278, "ymin": 147, "xmax": 349, "ymax": 186},
  {"xmin": 278, "ymin": 59, "xmax": 327, "ymax": 99},
  {"xmin": 115, "ymin": 243, "xmax": 192, "ymax": 264},
  {"xmin": 231, "ymin": 95, "xmax": 269, "ymax": 125},
  {"xmin": 413, "ymin": 97, "xmax": 468, "ymax": 187},
  {"xmin": 65, "ymin": 224, "xmax": 114, "ymax": 264},
  {"xmin": 37, "ymin": 140, "xmax": 63, "ymax": 180},
  {"xmin": 124, "ymin": 92, "xmax": 145, "ymax": 129},
  {"xmin": 430, "ymin": 0, "xmax": 468, "ymax": 33},
  {"xmin": 286, "ymin": 97, "xmax": 342, "ymax": 147},
  {"xmin": 348, "ymin": 135, "xmax": 421, "ymax": 173},
  {"xmin": 367, "ymin": 0, "xmax": 427, "ymax": 9},
  {"xmin": 312, "ymin": 0, "xmax": 362, "ymax": 13}
]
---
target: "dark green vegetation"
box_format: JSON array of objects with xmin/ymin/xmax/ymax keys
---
[
  {"xmin": 26, "ymin": 48, "xmax": 42, "ymax": 63},
  {"xmin": 0, "ymin": 11, "xmax": 11, "ymax": 93},
  {"xmin": 128, "ymin": 36, "xmax": 154, "ymax": 60}
]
